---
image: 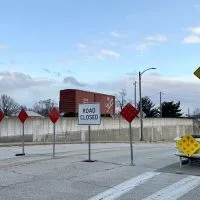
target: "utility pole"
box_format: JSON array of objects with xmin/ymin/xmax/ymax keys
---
[
  {"xmin": 133, "ymin": 81, "xmax": 137, "ymax": 107},
  {"xmin": 160, "ymin": 92, "xmax": 162, "ymax": 117},
  {"xmin": 188, "ymin": 108, "xmax": 190, "ymax": 117}
]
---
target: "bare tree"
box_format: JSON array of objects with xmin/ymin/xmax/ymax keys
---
[
  {"xmin": 115, "ymin": 89, "xmax": 128, "ymax": 112},
  {"xmin": 0, "ymin": 94, "xmax": 20, "ymax": 116},
  {"xmin": 191, "ymin": 108, "xmax": 200, "ymax": 118},
  {"xmin": 32, "ymin": 99, "xmax": 57, "ymax": 116}
]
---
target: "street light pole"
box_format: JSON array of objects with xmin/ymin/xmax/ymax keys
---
[
  {"xmin": 139, "ymin": 72, "xmax": 143, "ymax": 141},
  {"xmin": 139, "ymin": 67, "xmax": 156, "ymax": 141}
]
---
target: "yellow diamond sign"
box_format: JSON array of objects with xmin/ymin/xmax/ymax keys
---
[
  {"xmin": 194, "ymin": 67, "xmax": 200, "ymax": 79},
  {"xmin": 177, "ymin": 134, "xmax": 200, "ymax": 157}
]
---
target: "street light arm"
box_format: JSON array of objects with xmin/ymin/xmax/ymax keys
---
[{"xmin": 140, "ymin": 67, "xmax": 156, "ymax": 76}]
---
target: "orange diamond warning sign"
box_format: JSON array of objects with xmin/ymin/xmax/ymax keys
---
[
  {"xmin": 194, "ymin": 67, "xmax": 200, "ymax": 79},
  {"xmin": 177, "ymin": 134, "xmax": 200, "ymax": 157}
]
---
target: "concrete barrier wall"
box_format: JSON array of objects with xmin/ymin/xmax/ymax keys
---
[{"xmin": 0, "ymin": 117, "xmax": 194, "ymax": 143}]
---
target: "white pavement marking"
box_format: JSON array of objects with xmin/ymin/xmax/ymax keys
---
[
  {"xmin": 143, "ymin": 175, "xmax": 200, "ymax": 200},
  {"xmin": 88, "ymin": 172, "xmax": 160, "ymax": 200}
]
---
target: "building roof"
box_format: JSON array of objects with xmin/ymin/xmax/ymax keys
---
[
  {"xmin": 26, "ymin": 111, "xmax": 43, "ymax": 117},
  {"xmin": 12, "ymin": 111, "xmax": 43, "ymax": 117}
]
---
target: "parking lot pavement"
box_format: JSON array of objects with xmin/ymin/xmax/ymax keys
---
[{"xmin": 1, "ymin": 142, "xmax": 200, "ymax": 200}]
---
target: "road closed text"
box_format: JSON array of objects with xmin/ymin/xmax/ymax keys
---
[
  {"xmin": 80, "ymin": 107, "xmax": 98, "ymax": 120},
  {"xmin": 80, "ymin": 114, "xmax": 99, "ymax": 120},
  {"xmin": 78, "ymin": 103, "xmax": 101, "ymax": 125}
]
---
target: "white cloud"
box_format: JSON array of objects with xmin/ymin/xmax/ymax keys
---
[
  {"xmin": 137, "ymin": 34, "xmax": 168, "ymax": 51},
  {"xmin": 183, "ymin": 35, "xmax": 200, "ymax": 43},
  {"xmin": 136, "ymin": 43, "xmax": 148, "ymax": 51},
  {"xmin": 1, "ymin": 70, "xmax": 199, "ymax": 115},
  {"xmin": 88, "ymin": 73, "xmax": 200, "ymax": 115},
  {"xmin": 82, "ymin": 48, "xmax": 120, "ymax": 60},
  {"xmin": 0, "ymin": 71, "xmax": 52, "ymax": 91},
  {"xmin": 77, "ymin": 43, "xmax": 91, "ymax": 55},
  {"xmin": 183, "ymin": 26, "xmax": 200, "ymax": 43},
  {"xmin": 77, "ymin": 44, "xmax": 90, "ymax": 53},
  {"xmin": 0, "ymin": 71, "xmax": 55, "ymax": 106},
  {"xmin": 98, "ymin": 49, "xmax": 120, "ymax": 59},
  {"xmin": 0, "ymin": 44, "xmax": 8, "ymax": 49},
  {"xmin": 110, "ymin": 32, "xmax": 124, "ymax": 37},
  {"xmin": 145, "ymin": 35, "xmax": 168, "ymax": 42},
  {"xmin": 188, "ymin": 27, "xmax": 200, "ymax": 35},
  {"xmin": 63, "ymin": 76, "xmax": 87, "ymax": 87},
  {"xmin": 78, "ymin": 43, "xmax": 89, "ymax": 49}
]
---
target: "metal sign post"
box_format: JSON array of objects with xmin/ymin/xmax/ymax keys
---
[
  {"xmin": 129, "ymin": 122, "xmax": 134, "ymax": 166},
  {"xmin": 22, "ymin": 122, "xmax": 25, "ymax": 155},
  {"xmin": 16, "ymin": 108, "xmax": 28, "ymax": 156},
  {"xmin": 120, "ymin": 103, "xmax": 139, "ymax": 166},
  {"xmin": 49, "ymin": 107, "xmax": 60, "ymax": 159},
  {"xmin": 78, "ymin": 103, "xmax": 101, "ymax": 162},
  {"xmin": 52, "ymin": 122, "xmax": 56, "ymax": 158},
  {"xmin": 88, "ymin": 125, "xmax": 91, "ymax": 161}
]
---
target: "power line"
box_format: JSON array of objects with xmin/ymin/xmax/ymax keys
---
[{"xmin": 146, "ymin": 92, "xmax": 160, "ymax": 98}]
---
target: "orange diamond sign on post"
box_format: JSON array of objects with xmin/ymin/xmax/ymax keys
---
[
  {"xmin": 0, "ymin": 111, "xmax": 4, "ymax": 122},
  {"xmin": 49, "ymin": 107, "xmax": 60, "ymax": 124},
  {"xmin": 120, "ymin": 103, "xmax": 139, "ymax": 166},
  {"xmin": 18, "ymin": 108, "xmax": 28, "ymax": 123},
  {"xmin": 120, "ymin": 103, "xmax": 139, "ymax": 123},
  {"xmin": 16, "ymin": 108, "xmax": 28, "ymax": 156},
  {"xmin": 49, "ymin": 107, "xmax": 60, "ymax": 158}
]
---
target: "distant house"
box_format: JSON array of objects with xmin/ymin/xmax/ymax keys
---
[
  {"xmin": 12, "ymin": 111, "xmax": 43, "ymax": 117},
  {"xmin": 26, "ymin": 111, "xmax": 43, "ymax": 117}
]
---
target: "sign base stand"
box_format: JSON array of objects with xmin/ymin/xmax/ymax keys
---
[
  {"xmin": 130, "ymin": 163, "xmax": 135, "ymax": 166},
  {"xmin": 83, "ymin": 160, "xmax": 96, "ymax": 162},
  {"xmin": 15, "ymin": 153, "xmax": 25, "ymax": 156}
]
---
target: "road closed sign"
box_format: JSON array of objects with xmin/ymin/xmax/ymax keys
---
[{"xmin": 78, "ymin": 103, "xmax": 101, "ymax": 125}]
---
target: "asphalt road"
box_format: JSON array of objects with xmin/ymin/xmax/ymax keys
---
[{"xmin": 0, "ymin": 143, "xmax": 200, "ymax": 200}]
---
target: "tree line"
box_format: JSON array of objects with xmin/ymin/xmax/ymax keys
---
[
  {"xmin": 0, "ymin": 92, "xmax": 198, "ymax": 118},
  {"xmin": 116, "ymin": 89, "xmax": 183, "ymax": 118},
  {"xmin": 0, "ymin": 94, "xmax": 57, "ymax": 116}
]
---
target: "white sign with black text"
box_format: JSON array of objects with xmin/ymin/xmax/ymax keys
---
[{"xmin": 78, "ymin": 103, "xmax": 101, "ymax": 125}]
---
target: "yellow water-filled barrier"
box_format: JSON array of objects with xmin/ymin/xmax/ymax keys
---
[
  {"xmin": 175, "ymin": 134, "xmax": 200, "ymax": 168},
  {"xmin": 176, "ymin": 134, "xmax": 200, "ymax": 157}
]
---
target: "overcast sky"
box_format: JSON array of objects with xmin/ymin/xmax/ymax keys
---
[{"xmin": 0, "ymin": 0, "xmax": 200, "ymax": 115}]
